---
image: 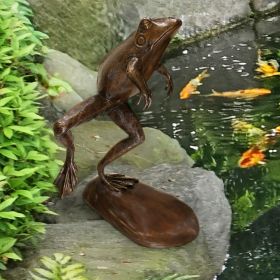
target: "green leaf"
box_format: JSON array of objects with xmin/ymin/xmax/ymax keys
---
[
  {"xmin": 9, "ymin": 125, "xmax": 34, "ymax": 135},
  {"xmin": 3, "ymin": 128, "xmax": 13, "ymax": 139},
  {"xmin": 14, "ymin": 190, "xmax": 33, "ymax": 199},
  {"xmin": 14, "ymin": 43, "xmax": 36, "ymax": 57},
  {"xmin": 54, "ymin": 253, "xmax": 64, "ymax": 263},
  {"xmin": 0, "ymin": 96, "xmax": 14, "ymax": 106},
  {"xmin": 0, "ymin": 197, "xmax": 17, "ymax": 211},
  {"xmin": 3, "ymin": 252, "xmax": 22, "ymax": 261},
  {"xmin": 29, "ymin": 271, "xmax": 48, "ymax": 280},
  {"xmin": 0, "ymin": 175, "xmax": 7, "ymax": 181},
  {"xmin": 26, "ymin": 151, "xmax": 49, "ymax": 161},
  {"xmin": 33, "ymin": 31, "xmax": 49, "ymax": 40},
  {"xmin": 17, "ymin": 32, "xmax": 33, "ymax": 41},
  {"xmin": 0, "ymin": 237, "xmax": 17, "ymax": 254},
  {"xmin": 48, "ymin": 76, "xmax": 73, "ymax": 92},
  {"xmin": 10, "ymin": 167, "xmax": 38, "ymax": 177},
  {"xmin": 40, "ymin": 256, "xmax": 57, "ymax": 271},
  {"xmin": 0, "ymin": 47, "xmax": 12, "ymax": 55},
  {"xmin": 34, "ymin": 268, "xmax": 54, "ymax": 278},
  {"xmin": 62, "ymin": 263, "xmax": 83, "ymax": 272},
  {"xmin": 59, "ymin": 255, "xmax": 72, "ymax": 265},
  {"xmin": 32, "ymin": 196, "xmax": 49, "ymax": 204},
  {"xmin": 0, "ymin": 67, "xmax": 11, "ymax": 79},
  {"xmin": 0, "ymin": 211, "xmax": 25, "ymax": 219},
  {"xmin": 63, "ymin": 268, "xmax": 86, "ymax": 279},
  {"xmin": 0, "ymin": 261, "xmax": 7, "ymax": 270},
  {"xmin": 0, "ymin": 149, "xmax": 18, "ymax": 160},
  {"xmin": 20, "ymin": 112, "xmax": 43, "ymax": 120},
  {"xmin": 0, "ymin": 88, "xmax": 13, "ymax": 95}
]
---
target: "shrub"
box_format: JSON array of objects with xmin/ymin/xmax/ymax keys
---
[
  {"xmin": 30, "ymin": 253, "xmax": 88, "ymax": 280},
  {"xmin": 0, "ymin": 0, "xmax": 62, "ymax": 270}
]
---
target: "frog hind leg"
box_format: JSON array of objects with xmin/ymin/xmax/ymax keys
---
[
  {"xmin": 53, "ymin": 95, "xmax": 112, "ymax": 198},
  {"xmin": 97, "ymin": 103, "xmax": 144, "ymax": 191}
]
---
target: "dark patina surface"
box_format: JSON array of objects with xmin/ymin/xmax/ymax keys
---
[{"xmin": 53, "ymin": 17, "xmax": 199, "ymax": 248}]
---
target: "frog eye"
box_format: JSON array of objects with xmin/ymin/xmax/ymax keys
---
[
  {"xmin": 136, "ymin": 35, "xmax": 146, "ymax": 47},
  {"xmin": 139, "ymin": 18, "xmax": 152, "ymax": 31},
  {"xmin": 142, "ymin": 18, "xmax": 152, "ymax": 30}
]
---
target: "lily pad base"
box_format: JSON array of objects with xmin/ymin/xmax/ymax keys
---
[{"xmin": 83, "ymin": 176, "xmax": 199, "ymax": 248}]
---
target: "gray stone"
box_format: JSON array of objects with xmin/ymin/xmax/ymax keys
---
[
  {"xmin": 255, "ymin": 15, "xmax": 280, "ymax": 36},
  {"xmin": 3, "ymin": 164, "xmax": 231, "ymax": 280},
  {"xmin": 28, "ymin": 0, "xmax": 124, "ymax": 70},
  {"xmin": 44, "ymin": 49, "xmax": 98, "ymax": 100},
  {"xmin": 251, "ymin": 0, "xmax": 280, "ymax": 12},
  {"xmin": 56, "ymin": 120, "xmax": 194, "ymax": 179},
  {"xmin": 51, "ymin": 89, "xmax": 83, "ymax": 112},
  {"xmin": 28, "ymin": 0, "xmax": 253, "ymax": 70},
  {"xmin": 119, "ymin": 0, "xmax": 251, "ymax": 39}
]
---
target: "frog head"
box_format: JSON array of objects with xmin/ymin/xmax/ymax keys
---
[{"xmin": 134, "ymin": 17, "xmax": 182, "ymax": 50}]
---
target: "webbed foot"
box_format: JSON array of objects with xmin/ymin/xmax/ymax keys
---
[
  {"xmin": 104, "ymin": 173, "xmax": 139, "ymax": 192},
  {"xmin": 54, "ymin": 161, "xmax": 78, "ymax": 198}
]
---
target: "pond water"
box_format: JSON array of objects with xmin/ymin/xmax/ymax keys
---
[{"xmin": 131, "ymin": 16, "xmax": 280, "ymax": 279}]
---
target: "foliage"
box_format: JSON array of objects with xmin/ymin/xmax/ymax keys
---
[
  {"xmin": 30, "ymin": 253, "xmax": 88, "ymax": 280},
  {"xmin": 231, "ymin": 190, "xmax": 257, "ymax": 230},
  {"xmin": 0, "ymin": 0, "xmax": 64, "ymax": 271}
]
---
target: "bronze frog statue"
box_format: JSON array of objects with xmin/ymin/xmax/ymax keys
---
[{"xmin": 53, "ymin": 17, "xmax": 199, "ymax": 248}]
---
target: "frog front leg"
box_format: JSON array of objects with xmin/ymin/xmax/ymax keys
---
[
  {"xmin": 157, "ymin": 64, "xmax": 173, "ymax": 96},
  {"xmin": 97, "ymin": 103, "xmax": 144, "ymax": 191},
  {"xmin": 127, "ymin": 57, "xmax": 152, "ymax": 110}
]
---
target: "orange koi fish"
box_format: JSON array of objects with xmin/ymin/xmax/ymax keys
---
[
  {"xmin": 209, "ymin": 88, "xmax": 271, "ymax": 99},
  {"xmin": 180, "ymin": 70, "xmax": 210, "ymax": 99},
  {"xmin": 274, "ymin": 126, "xmax": 280, "ymax": 133},
  {"xmin": 256, "ymin": 49, "xmax": 280, "ymax": 77},
  {"xmin": 238, "ymin": 147, "xmax": 265, "ymax": 168}
]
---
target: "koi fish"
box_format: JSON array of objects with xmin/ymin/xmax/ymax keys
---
[
  {"xmin": 209, "ymin": 88, "xmax": 271, "ymax": 99},
  {"xmin": 238, "ymin": 146, "xmax": 265, "ymax": 168},
  {"xmin": 179, "ymin": 70, "xmax": 210, "ymax": 99},
  {"xmin": 274, "ymin": 126, "xmax": 280, "ymax": 133},
  {"xmin": 256, "ymin": 49, "xmax": 280, "ymax": 77}
]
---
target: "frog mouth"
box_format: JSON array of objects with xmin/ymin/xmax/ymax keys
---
[{"xmin": 153, "ymin": 22, "xmax": 182, "ymax": 47}]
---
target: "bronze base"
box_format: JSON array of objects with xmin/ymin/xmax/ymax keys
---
[{"xmin": 83, "ymin": 176, "xmax": 199, "ymax": 248}]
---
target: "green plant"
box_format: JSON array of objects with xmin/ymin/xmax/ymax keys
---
[
  {"xmin": 231, "ymin": 190, "xmax": 257, "ymax": 229},
  {"xmin": 0, "ymin": 0, "xmax": 64, "ymax": 270},
  {"xmin": 30, "ymin": 253, "xmax": 88, "ymax": 280}
]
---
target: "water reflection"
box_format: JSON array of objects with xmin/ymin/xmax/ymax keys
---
[{"xmin": 219, "ymin": 205, "xmax": 280, "ymax": 279}]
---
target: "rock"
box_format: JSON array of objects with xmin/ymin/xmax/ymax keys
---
[
  {"xmin": 51, "ymin": 89, "xmax": 83, "ymax": 112},
  {"xmin": 28, "ymin": 0, "xmax": 253, "ymax": 70},
  {"xmin": 119, "ymin": 0, "xmax": 251, "ymax": 39},
  {"xmin": 255, "ymin": 15, "xmax": 280, "ymax": 36},
  {"xmin": 28, "ymin": 0, "xmax": 124, "ymax": 70},
  {"xmin": 3, "ymin": 164, "xmax": 231, "ymax": 280},
  {"xmin": 56, "ymin": 120, "xmax": 194, "ymax": 179},
  {"xmin": 251, "ymin": 0, "xmax": 280, "ymax": 13},
  {"xmin": 44, "ymin": 49, "xmax": 98, "ymax": 100},
  {"xmin": 38, "ymin": 90, "xmax": 64, "ymax": 122}
]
